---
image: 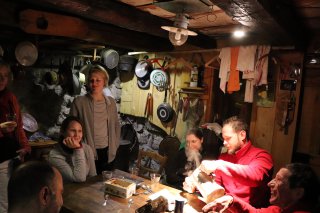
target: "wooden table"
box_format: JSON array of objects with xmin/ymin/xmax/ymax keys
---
[
  {"xmin": 29, "ymin": 140, "xmax": 57, "ymax": 160},
  {"xmin": 62, "ymin": 170, "xmax": 205, "ymax": 213}
]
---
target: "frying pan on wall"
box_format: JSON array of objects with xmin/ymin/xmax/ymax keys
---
[{"xmin": 157, "ymin": 86, "xmax": 174, "ymax": 123}]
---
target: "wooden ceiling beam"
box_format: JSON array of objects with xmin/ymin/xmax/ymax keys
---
[
  {"xmin": 19, "ymin": 9, "xmax": 175, "ymax": 52},
  {"xmin": 21, "ymin": 0, "xmax": 216, "ymax": 49}
]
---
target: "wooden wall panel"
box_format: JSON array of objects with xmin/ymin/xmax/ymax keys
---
[
  {"xmin": 120, "ymin": 51, "xmax": 218, "ymax": 141},
  {"xmin": 297, "ymin": 67, "xmax": 320, "ymax": 155},
  {"xmin": 271, "ymin": 53, "xmax": 303, "ymax": 173},
  {"xmin": 250, "ymin": 105, "xmax": 276, "ymax": 152},
  {"xmin": 250, "ymin": 51, "xmax": 304, "ymax": 174}
]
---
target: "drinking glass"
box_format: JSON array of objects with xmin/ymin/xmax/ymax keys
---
[
  {"xmin": 102, "ymin": 171, "xmax": 113, "ymax": 181},
  {"xmin": 130, "ymin": 165, "xmax": 139, "ymax": 177},
  {"xmin": 150, "ymin": 173, "xmax": 161, "ymax": 185}
]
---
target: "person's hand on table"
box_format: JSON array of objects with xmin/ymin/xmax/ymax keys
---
[
  {"xmin": 63, "ymin": 137, "xmax": 81, "ymax": 149},
  {"xmin": 183, "ymin": 176, "xmax": 196, "ymax": 193},
  {"xmin": 202, "ymin": 195, "xmax": 233, "ymax": 213},
  {"xmin": 0, "ymin": 121, "xmax": 17, "ymax": 133}
]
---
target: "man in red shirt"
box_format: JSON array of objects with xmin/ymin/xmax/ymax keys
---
[{"xmin": 185, "ymin": 116, "xmax": 273, "ymax": 208}]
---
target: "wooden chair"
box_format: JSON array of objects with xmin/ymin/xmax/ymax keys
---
[{"xmin": 136, "ymin": 149, "xmax": 167, "ymax": 179}]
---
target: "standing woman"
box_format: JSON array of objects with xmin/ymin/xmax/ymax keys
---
[
  {"xmin": 48, "ymin": 116, "xmax": 96, "ymax": 182},
  {"xmin": 0, "ymin": 59, "xmax": 31, "ymax": 213},
  {"xmin": 166, "ymin": 128, "xmax": 204, "ymax": 189},
  {"xmin": 70, "ymin": 65, "xmax": 120, "ymax": 174}
]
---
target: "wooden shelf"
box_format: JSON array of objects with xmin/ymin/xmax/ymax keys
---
[
  {"xmin": 179, "ymin": 87, "xmax": 205, "ymax": 95},
  {"xmin": 178, "ymin": 90, "xmax": 204, "ymax": 95}
]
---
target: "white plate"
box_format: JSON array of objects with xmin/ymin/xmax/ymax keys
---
[
  {"xmin": 22, "ymin": 113, "xmax": 38, "ymax": 132},
  {"xmin": 0, "ymin": 121, "xmax": 17, "ymax": 128}
]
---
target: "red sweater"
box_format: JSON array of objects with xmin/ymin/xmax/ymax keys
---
[
  {"xmin": 215, "ymin": 141, "xmax": 273, "ymax": 208},
  {"xmin": 0, "ymin": 89, "xmax": 31, "ymax": 153}
]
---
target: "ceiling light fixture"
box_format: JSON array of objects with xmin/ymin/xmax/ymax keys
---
[
  {"xmin": 128, "ymin": 51, "xmax": 148, "ymax": 56},
  {"xmin": 309, "ymin": 58, "xmax": 317, "ymax": 64},
  {"xmin": 161, "ymin": 13, "xmax": 198, "ymax": 46},
  {"xmin": 233, "ymin": 29, "xmax": 245, "ymax": 38}
]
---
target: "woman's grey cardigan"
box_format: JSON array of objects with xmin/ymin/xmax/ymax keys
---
[{"xmin": 70, "ymin": 93, "xmax": 120, "ymax": 163}]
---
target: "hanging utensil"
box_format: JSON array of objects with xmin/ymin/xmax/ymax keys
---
[
  {"xmin": 144, "ymin": 93, "xmax": 153, "ymax": 118},
  {"xmin": 135, "ymin": 56, "xmax": 152, "ymax": 79},
  {"xmin": 172, "ymin": 93, "xmax": 182, "ymax": 136},
  {"xmin": 150, "ymin": 69, "xmax": 167, "ymax": 88},
  {"xmin": 182, "ymin": 97, "xmax": 190, "ymax": 121},
  {"xmin": 15, "ymin": 41, "xmax": 38, "ymax": 66},
  {"xmin": 100, "ymin": 48, "xmax": 119, "ymax": 69},
  {"xmin": 157, "ymin": 83, "xmax": 174, "ymax": 123},
  {"xmin": 118, "ymin": 55, "xmax": 138, "ymax": 72},
  {"xmin": 137, "ymin": 78, "xmax": 150, "ymax": 90}
]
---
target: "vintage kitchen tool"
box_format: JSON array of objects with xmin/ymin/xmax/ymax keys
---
[
  {"xmin": 144, "ymin": 93, "xmax": 153, "ymax": 118},
  {"xmin": 150, "ymin": 69, "xmax": 167, "ymax": 88},
  {"xmin": 150, "ymin": 57, "xmax": 168, "ymax": 91},
  {"xmin": 171, "ymin": 94, "xmax": 182, "ymax": 136},
  {"xmin": 79, "ymin": 61, "xmax": 92, "ymax": 81},
  {"xmin": 15, "ymin": 41, "xmax": 38, "ymax": 66},
  {"xmin": 157, "ymin": 84, "xmax": 174, "ymax": 123},
  {"xmin": 137, "ymin": 78, "xmax": 150, "ymax": 90},
  {"xmin": 135, "ymin": 56, "xmax": 152, "ymax": 79},
  {"xmin": 100, "ymin": 48, "xmax": 119, "ymax": 69},
  {"xmin": 118, "ymin": 55, "xmax": 138, "ymax": 72},
  {"xmin": 182, "ymin": 97, "xmax": 190, "ymax": 121}
]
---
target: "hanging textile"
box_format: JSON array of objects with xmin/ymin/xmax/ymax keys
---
[{"xmin": 227, "ymin": 47, "xmax": 240, "ymax": 93}]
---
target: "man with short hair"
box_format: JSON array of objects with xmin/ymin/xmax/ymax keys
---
[
  {"xmin": 203, "ymin": 163, "xmax": 320, "ymax": 213},
  {"xmin": 7, "ymin": 161, "xmax": 64, "ymax": 213},
  {"xmin": 185, "ymin": 116, "xmax": 274, "ymax": 208}
]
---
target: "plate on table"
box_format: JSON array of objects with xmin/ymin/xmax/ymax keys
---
[{"xmin": 0, "ymin": 121, "xmax": 17, "ymax": 128}]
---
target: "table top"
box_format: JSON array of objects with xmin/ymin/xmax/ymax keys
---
[
  {"xmin": 28, "ymin": 140, "xmax": 57, "ymax": 148},
  {"xmin": 62, "ymin": 169, "xmax": 205, "ymax": 213}
]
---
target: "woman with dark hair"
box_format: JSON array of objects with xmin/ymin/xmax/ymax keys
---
[
  {"xmin": 0, "ymin": 59, "xmax": 31, "ymax": 213},
  {"xmin": 48, "ymin": 116, "xmax": 96, "ymax": 182},
  {"xmin": 166, "ymin": 128, "xmax": 205, "ymax": 189},
  {"xmin": 70, "ymin": 65, "xmax": 120, "ymax": 174}
]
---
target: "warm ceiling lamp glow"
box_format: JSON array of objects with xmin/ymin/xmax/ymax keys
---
[
  {"xmin": 161, "ymin": 13, "xmax": 197, "ymax": 46},
  {"xmin": 309, "ymin": 58, "xmax": 317, "ymax": 64},
  {"xmin": 233, "ymin": 30, "xmax": 245, "ymax": 38}
]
